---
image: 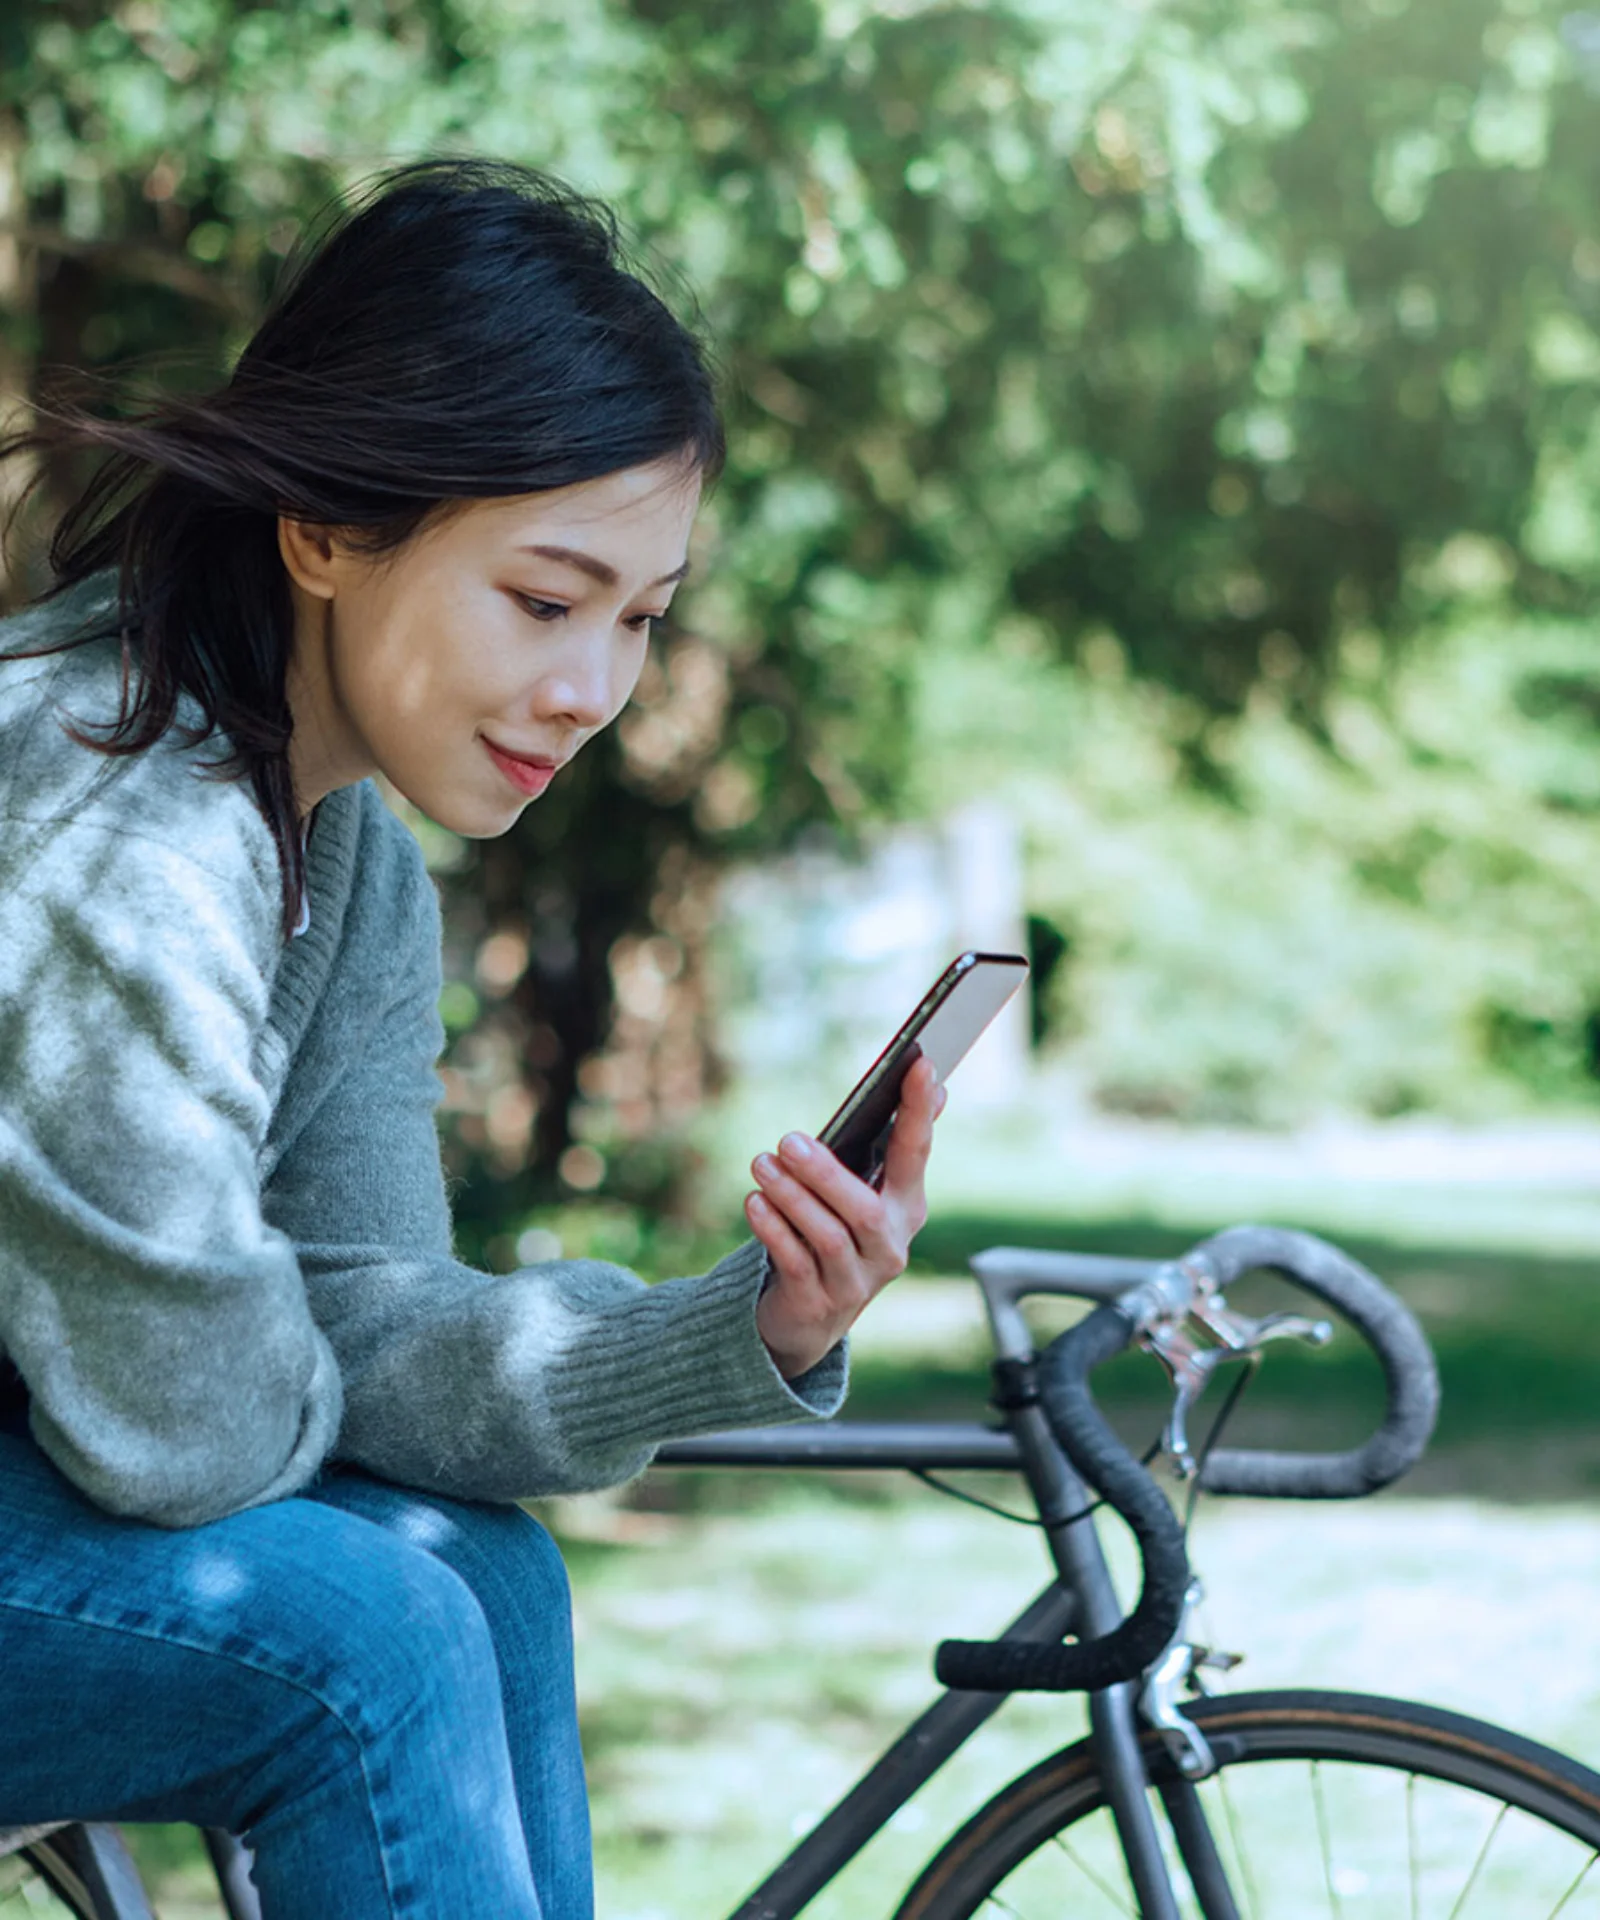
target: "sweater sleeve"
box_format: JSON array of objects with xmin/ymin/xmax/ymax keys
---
[
  {"xmin": 264, "ymin": 861, "xmax": 847, "ymax": 1503},
  {"xmin": 0, "ymin": 818, "xmax": 343, "ymax": 1527}
]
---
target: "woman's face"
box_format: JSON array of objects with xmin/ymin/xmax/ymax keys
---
[{"xmin": 281, "ymin": 458, "xmax": 701, "ymax": 832}]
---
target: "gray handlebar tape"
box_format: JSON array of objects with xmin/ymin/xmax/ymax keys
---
[
  {"xmin": 935, "ymin": 1303, "xmax": 1192, "ymax": 1694},
  {"xmin": 1191, "ymin": 1225, "xmax": 1440, "ymax": 1499}
]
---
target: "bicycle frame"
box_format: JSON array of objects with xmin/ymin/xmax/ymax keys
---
[{"xmin": 654, "ymin": 1247, "xmax": 1207, "ymax": 1920}]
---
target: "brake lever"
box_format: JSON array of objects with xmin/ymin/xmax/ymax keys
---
[{"xmin": 1138, "ymin": 1263, "xmax": 1332, "ymax": 1477}]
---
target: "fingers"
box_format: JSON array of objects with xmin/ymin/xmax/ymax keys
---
[
  {"xmin": 744, "ymin": 1188, "xmax": 820, "ymax": 1289},
  {"xmin": 758, "ymin": 1061, "xmax": 943, "ymax": 1242},
  {"xmin": 751, "ymin": 1145, "xmax": 883, "ymax": 1276},
  {"xmin": 750, "ymin": 1062, "xmax": 949, "ymax": 1377},
  {"xmin": 748, "ymin": 1058, "xmax": 946, "ymax": 1289},
  {"xmin": 880, "ymin": 1055, "xmax": 943, "ymax": 1198}
]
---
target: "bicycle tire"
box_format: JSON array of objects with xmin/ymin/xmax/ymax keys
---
[
  {"xmin": 895, "ymin": 1689, "xmax": 1600, "ymax": 1919},
  {"xmin": 0, "ymin": 1825, "xmax": 154, "ymax": 1919}
]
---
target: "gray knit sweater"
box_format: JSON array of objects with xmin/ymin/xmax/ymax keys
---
[{"xmin": 0, "ymin": 584, "xmax": 845, "ymax": 1528}]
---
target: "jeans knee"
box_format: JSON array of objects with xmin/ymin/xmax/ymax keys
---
[
  {"xmin": 204, "ymin": 1541, "xmax": 505, "ymax": 1850},
  {"xmin": 302, "ymin": 1479, "xmax": 577, "ymax": 1701},
  {"xmin": 315, "ymin": 1540, "xmax": 502, "ymax": 1741},
  {"xmin": 239, "ymin": 1549, "xmax": 536, "ymax": 1905},
  {"xmin": 460, "ymin": 1508, "xmax": 577, "ymax": 1689},
  {"xmin": 493, "ymin": 1509, "xmax": 572, "ymax": 1615},
  {"xmin": 382, "ymin": 1497, "xmax": 572, "ymax": 1632}
]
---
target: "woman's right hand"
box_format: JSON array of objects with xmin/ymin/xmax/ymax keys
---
[{"xmin": 745, "ymin": 1057, "xmax": 946, "ymax": 1378}]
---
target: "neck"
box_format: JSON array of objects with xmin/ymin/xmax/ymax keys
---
[{"xmin": 285, "ymin": 585, "xmax": 368, "ymax": 820}]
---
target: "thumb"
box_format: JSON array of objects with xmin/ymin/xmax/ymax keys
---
[{"xmin": 881, "ymin": 1057, "xmax": 940, "ymax": 1194}]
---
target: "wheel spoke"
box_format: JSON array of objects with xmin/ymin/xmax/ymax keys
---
[
  {"xmin": 1446, "ymin": 1802, "xmax": 1509, "ymax": 1920},
  {"xmin": 1048, "ymin": 1828, "xmax": 1138, "ymax": 1914},
  {"xmin": 1211, "ymin": 1769, "xmax": 1260, "ymax": 1920},
  {"xmin": 1548, "ymin": 1849, "xmax": 1600, "ymax": 1919},
  {"xmin": 1408, "ymin": 1772, "xmax": 1420, "ymax": 1920},
  {"xmin": 1310, "ymin": 1760, "xmax": 1343, "ymax": 1920}
]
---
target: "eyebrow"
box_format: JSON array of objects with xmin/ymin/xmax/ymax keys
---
[{"xmin": 518, "ymin": 543, "xmax": 691, "ymax": 591}]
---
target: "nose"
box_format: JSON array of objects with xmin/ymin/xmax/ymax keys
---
[{"xmin": 528, "ymin": 638, "xmax": 614, "ymax": 734}]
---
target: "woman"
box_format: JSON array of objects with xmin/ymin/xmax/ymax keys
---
[{"xmin": 0, "ymin": 160, "xmax": 941, "ymax": 1918}]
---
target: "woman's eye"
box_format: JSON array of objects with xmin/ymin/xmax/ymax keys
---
[
  {"xmin": 624, "ymin": 612, "xmax": 659, "ymax": 634},
  {"xmin": 516, "ymin": 594, "xmax": 568, "ymax": 623}
]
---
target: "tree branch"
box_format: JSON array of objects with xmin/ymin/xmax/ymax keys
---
[{"xmin": 0, "ymin": 224, "xmax": 252, "ymax": 319}]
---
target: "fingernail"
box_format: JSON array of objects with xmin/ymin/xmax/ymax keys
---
[
  {"xmin": 753, "ymin": 1154, "xmax": 778, "ymax": 1180},
  {"xmin": 780, "ymin": 1132, "xmax": 813, "ymax": 1160}
]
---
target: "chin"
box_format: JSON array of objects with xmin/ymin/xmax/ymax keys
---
[
  {"xmin": 459, "ymin": 809, "xmax": 527, "ymax": 840},
  {"xmin": 387, "ymin": 777, "xmax": 527, "ymax": 840},
  {"xmin": 440, "ymin": 798, "xmax": 528, "ymax": 839}
]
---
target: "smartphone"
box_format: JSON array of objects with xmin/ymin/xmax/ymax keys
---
[{"xmin": 818, "ymin": 951, "xmax": 1029, "ymax": 1186}]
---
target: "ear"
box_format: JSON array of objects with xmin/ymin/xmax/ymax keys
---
[{"xmin": 277, "ymin": 516, "xmax": 342, "ymax": 602}]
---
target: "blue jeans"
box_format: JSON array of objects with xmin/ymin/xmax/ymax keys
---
[{"xmin": 0, "ymin": 1425, "xmax": 592, "ymax": 1919}]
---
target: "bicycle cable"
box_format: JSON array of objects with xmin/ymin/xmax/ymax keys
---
[
  {"xmin": 911, "ymin": 1432, "xmax": 1166, "ymax": 1529},
  {"xmin": 912, "ymin": 1341, "xmax": 1261, "ymax": 1536},
  {"xmin": 1180, "ymin": 1350, "xmax": 1262, "ymax": 1539}
]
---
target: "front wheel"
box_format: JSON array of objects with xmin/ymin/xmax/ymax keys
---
[{"xmin": 896, "ymin": 1690, "xmax": 1600, "ymax": 1919}]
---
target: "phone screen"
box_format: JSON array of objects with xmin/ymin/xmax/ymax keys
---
[{"xmin": 818, "ymin": 951, "xmax": 1028, "ymax": 1184}]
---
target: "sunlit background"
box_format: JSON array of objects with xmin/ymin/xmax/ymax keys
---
[{"xmin": 5, "ymin": 1, "xmax": 1600, "ymax": 1913}]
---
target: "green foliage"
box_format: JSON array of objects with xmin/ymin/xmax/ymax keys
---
[
  {"xmin": 910, "ymin": 604, "xmax": 1600, "ymax": 1122},
  {"xmin": 4, "ymin": 0, "xmax": 1600, "ymax": 1192}
]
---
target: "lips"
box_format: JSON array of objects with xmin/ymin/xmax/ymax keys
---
[{"xmin": 483, "ymin": 738, "xmax": 561, "ymax": 798}]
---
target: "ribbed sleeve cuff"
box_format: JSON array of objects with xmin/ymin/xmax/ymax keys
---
[{"xmin": 539, "ymin": 1238, "xmax": 849, "ymax": 1469}]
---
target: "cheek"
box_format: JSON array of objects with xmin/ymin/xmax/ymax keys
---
[
  {"xmin": 610, "ymin": 637, "xmax": 653, "ymax": 717},
  {"xmin": 362, "ymin": 594, "xmax": 506, "ymax": 724}
]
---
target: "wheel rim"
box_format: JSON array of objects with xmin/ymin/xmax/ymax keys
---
[{"xmin": 901, "ymin": 1695, "xmax": 1600, "ymax": 1920}]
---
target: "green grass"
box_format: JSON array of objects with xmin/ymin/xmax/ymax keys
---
[{"xmin": 565, "ymin": 1482, "xmax": 1600, "ymax": 1920}]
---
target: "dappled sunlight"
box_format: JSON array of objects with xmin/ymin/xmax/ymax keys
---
[
  {"xmin": 181, "ymin": 1551, "xmax": 250, "ymax": 1608},
  {"xmin": 391, "ymin": 1502, "xmax": 460, "ymax": 1553}
]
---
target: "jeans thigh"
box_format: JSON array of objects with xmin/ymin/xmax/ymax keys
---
[{"xmin": 0, "ymin": 1431, "xmax": 500, "ymax": 1834}]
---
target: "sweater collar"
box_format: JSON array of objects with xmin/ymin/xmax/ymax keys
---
[{"xmin": 265, "ymin": 779, "xmax": 366, "ymax": 1059}]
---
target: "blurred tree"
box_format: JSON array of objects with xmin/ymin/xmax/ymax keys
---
[{"xmin": 2, "ymin": 0, "xmax": 1598, "ymax": 1230}]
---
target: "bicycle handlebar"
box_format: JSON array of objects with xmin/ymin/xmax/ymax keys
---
[
  {"xmin": 1188, "ymin": 1225, "xmax": 1439, "ymax": 1499},
  {"xmin": 935, "ymin": 1225, "xmax": 1439, "ymax": 1695},
  {"xmin": 935, "ymin": 1298, "xmax": 1190, "ymax": 1694}
]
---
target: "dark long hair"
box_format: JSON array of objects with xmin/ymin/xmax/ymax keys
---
[{"xmin": 0, "ymin": 159, "xmax": 724, "ymax": 935}]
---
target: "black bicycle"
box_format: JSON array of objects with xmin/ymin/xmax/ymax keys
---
[
  {"xmin": 6, "ymin": 1223, "xmax": 1600, "ymax": 1917},
  {"xmin": 648, "ymin": 1223, "xmax": 1600, "ymax": 1920}
]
